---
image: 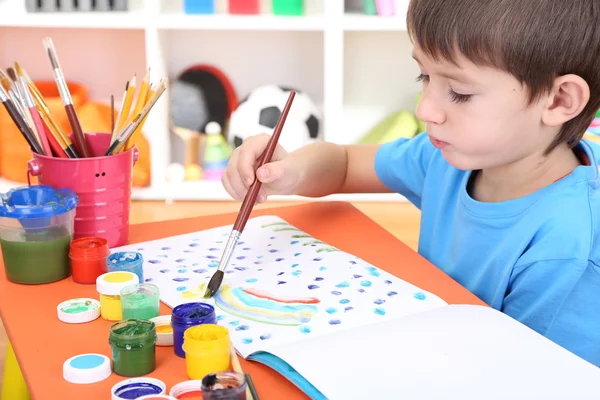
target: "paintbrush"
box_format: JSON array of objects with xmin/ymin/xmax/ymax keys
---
[
  {"xmin": 204, "ymin": 90, "xmax": 296, "ymax": 299},
  {"xmin": 43, "ymin": 37, "xmax": 91, "ymax": 157},
  {"xmin": 0, "ymin": 81, "xmax": 44, "ymax": 154},
  {"xmin": 105, "ymin": 79, "xmax": 167, "ymax": 156},
  {"xmin": 229, "ymin": 346, "xmax": 254, "ymax": 400}
]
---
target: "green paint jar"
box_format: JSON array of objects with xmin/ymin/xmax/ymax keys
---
[
  {"xmin": 121, "ymin": 283, "xmax": 160, "ymax": 320},
  {"xmin": 109, "ymin": 319, "xmax": 157, "ymax": 377}
]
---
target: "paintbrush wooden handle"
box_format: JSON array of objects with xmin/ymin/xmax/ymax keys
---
[
  {"xmin": 233, "ymin": 91, "xmax": 296, "ymax": 233},
  {"xmin": 65, "ymin": 104, "xmax": 90, "ymax": 157},
  {"xmin": 0, "ymin": 95, "xmax": 43, "ymax": 154}
]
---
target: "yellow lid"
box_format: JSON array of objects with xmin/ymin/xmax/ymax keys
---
[{"xmin": 96, "ymin": 271, "xmax": 139, "ymax": 296}]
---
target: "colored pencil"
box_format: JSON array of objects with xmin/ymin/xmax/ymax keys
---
[
  {"xmin": 123, "ymin": 68, "xmax": 150, "ymax": 152},
  {"xmin": 124, "ymin": 82, "xmax": 155, "ymax": 152},
  {"xmin": 230, "ymin": 346, "xmax": 254, "ymax": 400},
  {"xmin": 111, "ymin": 75, "xmax": 136, "ymax": 143},
  {"xmin": 204, "ymin": 90, "xmax": 296, "ymax": 299},
  {"xmin": 43, "ymin": 37, "xmax": 91, "ymax": 157}
]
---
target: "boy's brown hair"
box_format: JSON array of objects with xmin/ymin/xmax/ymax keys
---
[{"xmin": 407, "ymin": 0, "xmax": 600, "ymax": 154}]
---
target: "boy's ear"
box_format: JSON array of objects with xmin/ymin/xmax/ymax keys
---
[{"xmin": 542, "ymin": 74, "xmax": 590, "ymax": 127}]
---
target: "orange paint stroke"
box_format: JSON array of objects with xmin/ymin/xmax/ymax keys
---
[{"xmin": 242, "ymin": 288, "xmax": 320, "ymax": 304}]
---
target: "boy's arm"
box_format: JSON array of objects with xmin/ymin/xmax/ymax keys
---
[{"xmin": 289, "ymin": 143, "xmax": 392, "ymax": 198}]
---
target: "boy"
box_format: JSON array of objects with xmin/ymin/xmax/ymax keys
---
[{"xmin": 222, "ymin": 0, "xmax": 600, "ymax": 367}]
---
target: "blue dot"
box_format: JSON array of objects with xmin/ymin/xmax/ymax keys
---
[
  {"xmin": 177, "ymin": 269, "xmax": 187, "ymax": 273},
  {"xmin": 144, "ymin": 278, "xmax": 153, "ymax": 282},
  {"xmin": 234, "ymin": 266, "xmax": 247, "ymax": 271},
  {"xmin": 159, "ymin": 269, "xmax": 170, "ymax": 273},
  {"xmin": 374, "ymin": 308, "xmax": 386, "ymax": 315},
  {"xmin": 236, "ymin": 256, "xmax": 246, "ymax": 260},
  {"xmin": 260, "ymin": 333, "xmax": 272, "ymax": 340},
  {"xmin": 216, "ymin": 315, "xmax": 225, "ymax": 321},
  {"xmin": 308, "ymin": 284, "xmax": 319, "ymax": 290},
  {"xmin": 374, "ymin": 299, "xmax": 385, "ymax": 305},
  {"xmin": 236, "ymin": 325, "xmax": 250, "ymax": 331},
  {"xmin": 319, "ymin": 266, "xmax": 327, "ymax": 271},
  {"xmin": 328, "ymin": 319, "xmax": 341, "ymax": 325},
  {"xmin": 206, "ymin": 255, "xmax": 218, "ymax": 259},
  {"xmin": 344, "ymin": 307, "xmax": 354, "ymax": 312},
  {"xmin": 148, "ymin": 259, "xmax": 161, "ymax": 264},
  {"xmin": 358, "ymin": 288, "xmax": 366, "ymax": 293},
  {"xmin": 294, "ymin": 253, "xmax": 301, "ymax": 257},
  {"xmin": 366, "ymin": 267, "xmax": 381, "ymax": 277},
  {"xmin": 242, "ymin": 338, "xmax": 253, "ymax": 344},
  {"xmin": 340, "ymin": 299, "xmax": 350, "ymax": 304},
  {"xmin": 70, "ymin": 355, "xmax": 105, "ymax": 369},
  {"xmin": 314, "ymin": 277, "xmax": 324, "ymax": 281},
  {"xmin": 277, "ymin": 281, "xmax": 286, "ymax": 285},
  {"xmin": 277, "ymin": 272, "xmax": 285, "ymax": 276},
  {"xmin": 208, "ymin": 248, "xmax": 219, "ymax": 251},
  {"xmin": 413, "ymin": 292, "xmax": 427, "ymax": 300},
  {"xmin": 175, "ymin": 258, "xmax": 186, "ymax": 263},
  {"xmin": 291, "ymin": 264, "xmax": 299, "ymax": 268},
  {"xmin": 313, "ymin": 258, "xmax": 323, "ymax": 261},
  {"xmin": 292, "ymin": 270, "xmax": 302, "ymax": 277},
  {"xmin": 353, "ymin": 274, "xmax": 362, "ymax": 279},
  {"xmin": 269, "ymin": 249, "xmax": 279, "ymax": 253},
  {"xmin": 188, "ymin": 243, "xmax": 199, "ymax": 247},
  {"xmin": 349, "ymin": 260, "xmax": 357, "ymax": 265},
  {"xmin": 172, "ymin": 277, "xmax": 189, "ymax": 282},
  {"xmin": 300, "ymin": 326, "xmax": 311, "ymax": 334},
  {"xmin": 176, "ymin": 286, "xmax": 187, "ymax": 291},
  {"xmin": 387, "ymin": 291, "xmax": 398, "ymax": 297},
  {"xmin": 326, "ymin": 307, "xmax": 337, "ymax": 314},
  {"xmin": 246, "ymin": 278, "xmax": 258, "ymax": 283},
  {"xmin": 193, "ymin": 269, "xmax": 207, "ymax": 274},
  {"xmin": 331, "ymin": 291, "xmax": 342, "ymax": 295},
  {"xmin": 384, "ymin": 280, "xmax": 392, "ymax": 285},
  {"xmin": 229, "ymin": 321, "xmax": 241, "ymax": 326},
  {"xmin": 160, "ymin": 247, "xmax": 171, "ymax": 250},
  {"xmin": 290, "ymin": 241, "xmax": 299, "ymax": 245},
  {"xmin": 360, "ymin": 280, "xmax": 372, "ymax": 287},
  {"xmin": 275, "ymin": 258, "xmax": 285, "ymax": 262},
  {"xmin": 336, "ymin": 281, "xmax": 349, "ymax": 288}
]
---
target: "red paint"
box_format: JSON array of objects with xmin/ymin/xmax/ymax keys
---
[
  {"xmin": 69, "ymin": 237, "xmax": 110, "ymax": 284},
  {"xmin": 243, "ymin": 288, "xmax": 320, "ymax": 304},
  {"xmin": 228, "ymin": 0, "xmax": 260, "ymax": 14},
  {"xmin": 177, "ymin": 391, "xmax": 203, "ymax": 399}
]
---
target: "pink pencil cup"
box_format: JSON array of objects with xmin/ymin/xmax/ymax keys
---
[
  {"xmin": 27, "ymin": 132, "xmax": 139, "ymax": 248},
  {"xmin": 375, "ymin": 0, "xmax": 395, "ymax": 16}
]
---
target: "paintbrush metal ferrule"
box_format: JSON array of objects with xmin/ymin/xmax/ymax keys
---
[
  {"xmin": 52, "ymin": 69, "xmax": 73, "ymax": 105},
  {"xmin": 217, "ymin": 230, "xmax": 241, "ymax": 273}
]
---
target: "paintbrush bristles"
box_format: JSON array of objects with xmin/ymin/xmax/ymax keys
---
[
  {"xmin": 43, "ymin": 38, "xmax": 61, "ymax": 70},
  {"xmin": 204, "ymin": 270, "xmax": 224, "ymax": 298}
]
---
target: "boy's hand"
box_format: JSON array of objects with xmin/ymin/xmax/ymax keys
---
[{"xmin": 222, "ymin": 133, "xmax": 302, "ymax": 203}]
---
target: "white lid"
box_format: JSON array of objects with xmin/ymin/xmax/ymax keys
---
[
  {"xmin": 63, "ymin": 353, "xmax": 111, "ymax": 384},
  {"xmin": 112, "ymin": 377, "xmax": 166, "ymax": 400},
  {"xmin": 57, "ymin": 298, "xmax": 101, "ymax": 324},
  {"xmin": 169, "ymin": 380, "xmax": 203, "ymax": 397},
  {"xmin": 96, "ymin": 271, "xmax": 139, "ymax": 295}
]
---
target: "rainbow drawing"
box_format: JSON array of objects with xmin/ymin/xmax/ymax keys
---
[{"xmin": 214, "ymin": 284, "xmax": 320, "ymax": 326}]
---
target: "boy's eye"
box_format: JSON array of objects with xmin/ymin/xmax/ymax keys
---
[
  {"xmin": 448, "ymin": 89, "xmax": 472, "ymax": 103},
  {"xmin": 415, "ymin": 73, "xmax": 429, "ymax": 83}
]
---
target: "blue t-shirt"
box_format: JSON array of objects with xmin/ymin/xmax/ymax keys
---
[{"xmin": 375, "ymin": 132, "xmax": 600, "ymax": 367}]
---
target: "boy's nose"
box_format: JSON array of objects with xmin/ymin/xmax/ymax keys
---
[{"xmin": 416, "ymin": 91, "xmax": 446, "ymax": 126}]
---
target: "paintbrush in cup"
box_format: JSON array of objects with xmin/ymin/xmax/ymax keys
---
[{"xmin": 204, "ymin": 90, "xmax": 296, "ymax": 299}]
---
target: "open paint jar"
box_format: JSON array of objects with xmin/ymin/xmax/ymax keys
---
[
  {"xmin": 107, "ymin": 251, "xmax": 144, "ymax": 283},
  {"xmin": 201, "ymin": 371, "xmax": 247, "ymax": 400},
  {"xmin": 182, "ymin": 324, "xmax": 231, "ymax": 380},
  {"xmin": 169, "ymin": 379, "xmax": 203, "ymax": 399},
  {"xmin": 109, "ymin": 319, "xmax": 157, "ymax": 377},
  {"xmin": 69, "ymin": 236, "xmax": 110, "ymax": 284},
  {"xmin": 171, "ymin": 302, "xmax": 217, "ymax": 357},
  {"xmin": 121, "ymin": 283, "xmax": 160, "ymax": 320},
  {"xmin": 111, "ymin": 377, "xmax": 166, "ymax": 399},
  {"xmin": 150, "ymin": 315, "xmax": 174, "ymax": 346},
  {"xmin": 0, "ymin": 185, "xmax": 78, "ymax": 284},
  {"xmin": 96, "ymin": 271, "xmax": 139, "ymax": 321}
]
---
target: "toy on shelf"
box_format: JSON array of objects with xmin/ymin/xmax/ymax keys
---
[
  {"xmin": 25, "ymin": 0, "xmax": 129, "ymax": 12},
  {"xmin": 374, "ymin": 0, "xmax": 395, "ymax": 16},
  {"xmin": 202, "ymin": 121, "xmax": 232, "ymax": 181},
  {"xmin": 171, "ymin": 125, "xmax": 204, "ymax": 181},
  {"xmin": 227, "ymin": 84, "xmax": 320, "ymax": 152},
  {"xmin": 183, "ymin": 0, "xmax": 216, "ymax": 14},
  {"xmin": 229, "ymin": 0, "xmax": 260, "ymax": 14},
  {"xmin": 272, "ymin": 0, "xmax": 303, "ymax": 15},
  {"xmin": 357, "ymin": 110, "xmax": 419, "ymax": 145}
]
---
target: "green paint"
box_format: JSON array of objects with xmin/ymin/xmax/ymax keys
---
[
  {"xmin": 121, "ymin": 286, "xmax": 160, "ymax": 320},
  {"xmin": 109, "ymin": 319, "xmax": 157, "ymax": 377},
  {"xmin": 62, "ymin": 300, "xmax": 98, "ymax": 314},
  {"xmin": 0, "ymin": 227, "xmax": 72, "ymax": 284}
]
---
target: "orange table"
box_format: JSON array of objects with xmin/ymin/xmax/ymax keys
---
[{"xmin": 0, "ymin": 202, "xmax": 485, "ymax": 399}]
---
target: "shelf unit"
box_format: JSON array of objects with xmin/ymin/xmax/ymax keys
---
[{"xmin": 0, "ymin": 0, "xmax": 420, "ymax": 203}]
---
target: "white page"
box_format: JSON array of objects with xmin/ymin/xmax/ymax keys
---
[
  {"xmin": 263, "ymin": 304, "xmax": 600, "ymax": 399},
  {"xmin": 113, "ymin": 216, "xmax": 447, "ymax": 357}
]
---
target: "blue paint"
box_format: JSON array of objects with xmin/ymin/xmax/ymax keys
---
[
  {"xmin": 275, "ymin": 258, "xmax": 285, "ymax": 262},
  {"xmin": 326, "ymin": 307, "xmax": 337, "ymax": 314},
  {"xmin": 208, "ymin": 247, "xmax": 219, "ymax": 251},
  {"xmin": 236, "ymin": 256, "xmax": 246, "ymax": 260},
  {"xmin": 313, "ymin": 257, "xmax": 322, "ymax": 261},
  {"xmin": 159, "ymin": 269, "xmax": 170, "ymax": 273},
  {"xmin": 277, "ymin": 272, "xmax": 285, "ymax": 276},
  {"xmin": 147, "ymin": 259, "xmax": 160, "ymax": 264},
  {"xmin": 158, "ymin": 255, "xmax": 168, "ymax": 258},
  {"xmin": 145, "ymin": 278, "xmax": 153, "ymax": 282},
  {"xmin": 245, "ymin": 278, "xmax": 258, "ymax": 283},
  {"xmin": 193, "ymin": 269, "xmax": 208, "ymax": 273},
  {"xmin": 374, "ymin": 308, "xmax": 386, "ymax": 315},
  {"xmin": 336, "ymin": 281, "xmax": 350, "ymax": 288},
  {"xmin": 243, "ymin": 247, "xmax": 251, "ymax": 250},
  {"xmin": 171, "ymin": 302, "xmax": 216, "ymax": 358},
  {"xmin": 290, "ymin": 240, "xmax": 299, "ymax": 244},
  {"xmin": 277, "ymin": 281, "xmax": 286, "ymax": 285},
  {"xmin": 291, "ymin": 270, "xmax": 302, "ymax": 277},
  {"xmin": 349, "ymin": 260, "xmax": 357, "ymax": 265},
  {"xmin": 344, "ymin": 307, "xmax": 354, "ymax": 312},
  {"xmin": 300, "ymin": 326, "xmax": 311, "ymax": 334},
  {"xmin": 172, "ymin": 277, "xmax": 189, "ymax": 282},
  {"xmin": 106, "ymin": 251, "xmax": 144, "ymax": 282},
  {"xmin": 238, "ymin": 241, "xmax": 245, "ymax": 245},
  {"xmin": 328, "ymin": 319, "xmax": 341, "ymax": 325},
  {"xmin": 160, "ymin": 247, "xmax": 170, "ymax": 251},
  {"xmin": 291, "ymin": 263, "xmax": 299, "ymax": 268},
  {"xmin": 413, "ymin": 292, "xmax": 427, "ymax": 300},
  {"xmin": 294, "ymin": 253, "xmax": 301, "ymax": 256},
  {"xmin": 176, "ymin": 258, "xmax": 186, "ymax": 263},
  {"xmin": 208, "ymin": 263, "xmax": 218, "ymax": 268},
  {"xmin": 229, "ymin": 321, "xmax": 241, "ymax": 326},
  {"xmin": 188, "ymin": 243, "xmax": 199, "ymax": 247},
  {"xmin": 269, "ymin": 249, "xmax": 279, "ymax": 253},
  {"xmin": 353, "ymin": 274, "xmax": 362, "ymax": 279},
  {"xmin": 374, "ymin": 299, "xmax": 386, "ymax": 305},
  {"xmin": 366, "ymin": 267, "xmax": 381, "ymax": 277},
  {"xmin": 384, "ymin": 280, "xmax": 392, "ymax": 285},
  {"xmin": 176, "ymin": 286, "xmax": 187, "ymax": 291},
  {"xmin": 183, "ymin": 250, "xmax": 193, "ymax": 253},
  {"xmin": 69, "ymin": 354, "xmax": 105, "ymax": 369},
  {"xmin": 319, "ymin": 266, "xmax": 327, "ymax": 271},
  {"xmin": 308, "ymin": 284, "xmax": 319, "ymax": 290},
  {"xmin": 137, "ymin": 248, "xmax": 144, "ymax": 251},
  {"xmin": 358, "ymin": 288, "xmax": 366, "ymax": 293},
  {"xmin": 257, "ymin": 255, "xmax": 264, "ymax": 259},
  {"xmin": 339, "ymin": 299, "xmax": 350, "ymax": 304},
  {"xmin": 177, "ymin": 269, "xmax": 188, "ymax": 273},
  {"xmin": 331, "ymin": 291, "xmax": 342, "ymax": 295},
  {"xmin": 260, "ymin": 333, "xmax": 272, "ymax": 340},
  {"xmin": 360, "ymin": 280, "xmax": 372, "ymax": 287},
  {"xmin": 205, "ymin": 255, "xmax": 218, "ymax": 259},
  {"xmin": 113, "ymin": 382, "xmax": 163, "ymax": 399},
  {"xmin": 236, "ymin": 325, "xmax": 250, "ymax": 331},
  {"xmin": 387, "ymin": 291, "xmax": 398, "ymax": 297},
  {"xmin": 269, "ymin": 237, "xmax": 275, "ymax": 240},
  {"xmin": 242, "ymin": 338, "xmax": 253, "ymax": 344},
  {"xmin": 216, "ymin": 315, "xmax": 225, "ymax": 321},
  {"xmin": 234, "ymin": 266, "xmax": 247, "ymax": 271},
  {"xmin": 314, "ymin": 277, "xmax": 324, "ymax": 281},
  {"xmin": 254, "ymin": 261, "xmax": 262, "ymax": 264}
]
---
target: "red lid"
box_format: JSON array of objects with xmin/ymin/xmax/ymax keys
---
[{"xmin": 69, "ymin": 237, "xmax": 110, "ymax": 260}]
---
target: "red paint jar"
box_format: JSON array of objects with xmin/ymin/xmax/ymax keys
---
[{"xmin": 69, "ymin": 237, "xmax": 109, "ymax": 284}]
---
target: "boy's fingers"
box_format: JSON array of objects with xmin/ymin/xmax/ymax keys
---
[
  {"xmin": 237, "ymin": 147, "xmax": 258, "ymax": 186},
  {"xmin": 221, "ymin": 173, "xmax": 241, "ymax": 201},
  {"xmin": 256, "ymin": 160, "xmax": 286, "ymax": 183}
]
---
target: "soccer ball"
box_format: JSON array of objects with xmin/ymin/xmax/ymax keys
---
[{"xmin": 227, "ymin": 84, "xmax": 321, "ymax": 152}]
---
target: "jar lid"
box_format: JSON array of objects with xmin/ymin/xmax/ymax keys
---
[
  {"xmin": 63, "ymin": 353, "xmax": 111, "ymax": 384},
  {"xmin": 111, "ymin": 377, "xmax": 166, "ymax": 400},
  {"xmin": 57, "ymin": 298, "xmax": 100, "ymax": 324},
  {"xmin": 96, "ymin": 271, "xmax": 139, "ymax": 295},
  {"xmin": 70, "ymin": 237, "xmax": 110, "ymax": 259},
  {"xmin": 0, "ymin": 185, "xmax": 78, "ymax": 219}
]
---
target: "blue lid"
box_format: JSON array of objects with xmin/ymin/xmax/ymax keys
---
[{"xmin": 0, "ymin": 185, "xmax": 79, "ymax": 219}]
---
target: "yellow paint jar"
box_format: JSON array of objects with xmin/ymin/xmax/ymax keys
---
[
  {"xmin": 96, "ymin": 271, "xmax": 139, "ymax": 321},
  {"xmin": 182, "ymin": 324, "xmax": 231, "ymax": 380}
]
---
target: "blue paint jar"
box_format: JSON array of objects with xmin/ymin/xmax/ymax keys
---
[
  {"xmin": 171, "ymin": 302, "xmax": 216, "ymax": 358},
  {"xmin": 111, "ymin": 377, "xmax": 166, "ymax": 399},
  {"xmin": 107, "ymin": 251, "xmax": 144, "ymax": 283}
]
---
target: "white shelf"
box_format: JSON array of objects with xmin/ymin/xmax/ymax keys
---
[{"xmin": 0, "ymin": 0, "xmax": 420, "ymax": 203}]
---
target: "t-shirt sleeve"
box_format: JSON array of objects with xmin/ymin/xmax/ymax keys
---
[
  {"xmin": 502, "ymin": 258, "xmax": 600, "ymax": 367},
  {"xmin": 374, "ymin": 133, "xmax": 436, "ymax": 209}
]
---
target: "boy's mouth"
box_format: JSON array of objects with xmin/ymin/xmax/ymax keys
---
[{"xmin": 428, "ymin": 135, "xmax": 449, "ymax": 149}]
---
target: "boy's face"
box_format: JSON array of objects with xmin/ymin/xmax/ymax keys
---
[{"xmin": 413, "ymin": 46, "xmax": 552, "ymax": 171}]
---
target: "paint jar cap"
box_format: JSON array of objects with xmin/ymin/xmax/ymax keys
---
[
  {"xmin": 63, "ymin": 353, "xmax": 111, "ymax": 384},
  {"xmin": 169, "ymin": 380, "xmax": 203, "ymax": 398},
  {"xmin": 57, "ymin": 298, "xmax": 101, "ymax": 324},
  {"xmin": 111, "ymin": 377, "xmax": 167, "ymax": 400},
  {"xmin": 96, "ymin": 271, "xmax": 139, "ymax": 295}
]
